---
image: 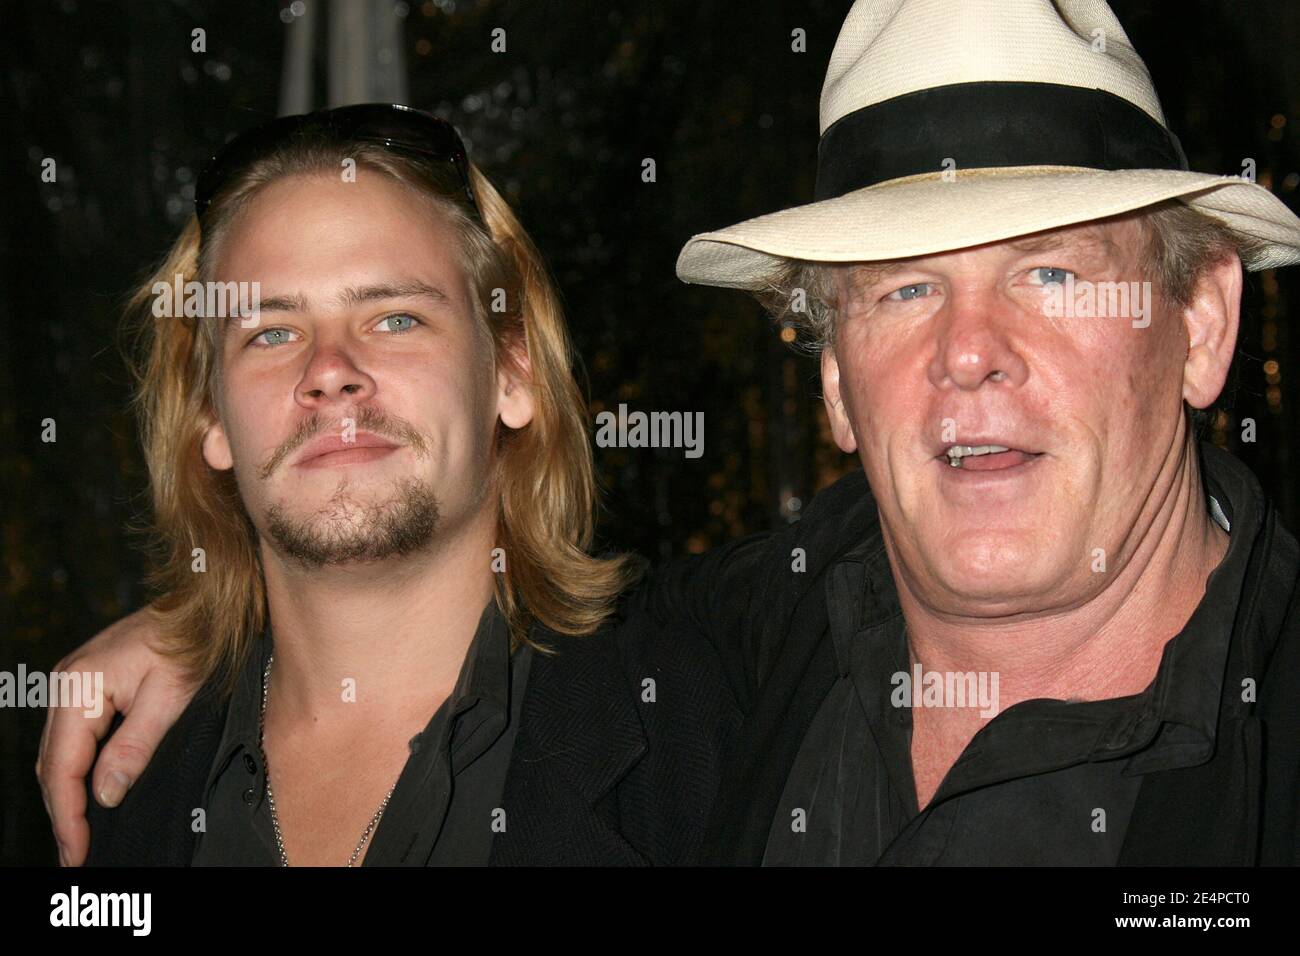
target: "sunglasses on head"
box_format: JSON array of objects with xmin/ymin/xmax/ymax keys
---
[{"xmin": 193, "ymin": 102, "xmax": 483, "ymax": 224}]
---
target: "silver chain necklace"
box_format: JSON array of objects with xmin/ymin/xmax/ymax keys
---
[{"xmin": 258, "ymin": 652, "xmax": 396, "ymax": 867}]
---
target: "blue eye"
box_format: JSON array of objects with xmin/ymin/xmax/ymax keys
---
[
  {"xmin": 377, "ymin": 314, "xmax": 421, "ymax": 332},
  {"xmin": 245, "ymin": 314, "xmax": 423, "ymax": 348},
  {"xmin": 252, "ymin": 328, "xmax": 296, "ymax": 347},
  {"xmin": 250, "ymin": 329, "xmax": 297, "ymax": 348},
  {"xmin": 1031, "ymin": 267, "xmax": 1073, "ymax": 286},
  {"xmin": 886, "ymin": 283, "xmax": 933, "ymax": 302}
]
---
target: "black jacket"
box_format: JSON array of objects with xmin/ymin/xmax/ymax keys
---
[
  {"xmin": 85, "ymin": 603, "xmax": 740, "ymax": 866},
  {"xmin": 637, "ymin": 441, "xmax": 1300, "ymax": 865},
  {"xmin": 86, "ymin": 442, "xmax": 1300, "ymax": 866}
]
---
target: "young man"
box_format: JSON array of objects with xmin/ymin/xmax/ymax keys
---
[
  {"xmin": 46, "ymin": 104, "xmax": 733, "ymax": 865},
  {"xmin": 43, "ymin": 0, "xmax": 1300, "ymax": 865}
]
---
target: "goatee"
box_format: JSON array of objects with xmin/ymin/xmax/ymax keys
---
[{"xmin": 265, "ymin": 477, "xmax": 440, "ymax": 567}]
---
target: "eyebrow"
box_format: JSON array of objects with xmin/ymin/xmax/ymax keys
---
[
  {"xmin": 839, "ymin": 227, "xmax": 1121, "ymax": 299},
  {"xmin": 226, "ymin": 278, "xmax": 460, "ymax": 335},
  {"xmin": 255, "ymin": 279, "xmax": 451, "ymax": 315},
  {"xmin": 1005, "ymin": 228, "xmax": 1119, "ymax": 258}
]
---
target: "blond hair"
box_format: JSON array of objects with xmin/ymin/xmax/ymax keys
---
[{"xmin": 126, "ymin": 138, "xmax": 639, "ymax": 698}]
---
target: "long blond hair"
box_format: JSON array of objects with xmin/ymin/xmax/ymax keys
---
[{"xmin": 127, "ymin": 137, "xmax": 639, "ymax": 698}]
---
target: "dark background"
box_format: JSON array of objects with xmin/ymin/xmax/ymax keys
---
[{"xmin": 2, "ymin": 0, "xmax": 1298, "ymax": 865}]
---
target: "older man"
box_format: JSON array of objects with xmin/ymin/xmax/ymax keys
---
[
  {"xmin": 41, "ymin": 0, "xmax": 1300, "ymax": 866},
  {"xmin": 663, "ymin": 0, "xmax": 1300, "ymax": 864}
]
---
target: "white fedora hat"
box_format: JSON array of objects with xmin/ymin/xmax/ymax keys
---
[{"xmin": 676, "ymin": 0, "xmax": 1300, "ymax": 289}]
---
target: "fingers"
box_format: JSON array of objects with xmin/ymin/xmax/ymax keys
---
[
  {"xmin": 37, "ymin": 700, "xmax": 114, "ymax": 867},
  {"xmin": 89, "ymin": 666, "xmax": 193, "ymax": 815},
  {"xmin": 34, "ymin": 605, "xmax": 183, "ymax": 867}
]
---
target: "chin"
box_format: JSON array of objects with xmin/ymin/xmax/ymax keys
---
[{"xmin": 933, "ymin": 537, "xmax": 1047, "ymax": 592}]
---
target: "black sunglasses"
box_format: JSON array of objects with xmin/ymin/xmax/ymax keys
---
[{"xmin": 193, "ymin": 102, "xmax": 482, "ymax": 223}]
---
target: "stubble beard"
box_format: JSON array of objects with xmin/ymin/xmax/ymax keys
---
[{"xmin": 265, "ymin": 476, "xmax": 441, "ymax": 567}]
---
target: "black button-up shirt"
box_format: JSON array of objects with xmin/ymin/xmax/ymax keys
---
[
  {"xmin": 192, "ymin": 600, "xmax": 532, "ymax": 866},
  {"xmin": 763, "ymin": 482, "xmax": 1242, "ymax": 865}
]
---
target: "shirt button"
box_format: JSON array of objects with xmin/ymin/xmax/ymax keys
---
[
  {"xmin": 242, "ymin": 787, "xmax": 256, "ymax": 805},
  {"xmin": 244, "ymin": 753, "xmax": 258, "ymax": 774}
]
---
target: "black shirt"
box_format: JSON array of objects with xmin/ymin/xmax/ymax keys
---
[
  {"xmin": 192, "ymin": 600, "xmax": 532, "ymax": 866},
  {"xmin": 763, "ymin": 484, "xmax": 1241, "ymax": 865}
]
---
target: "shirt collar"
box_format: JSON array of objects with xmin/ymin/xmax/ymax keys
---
[
  {"xmin": 421, "ymin": 598, "xmax": 514, "ymax": 766},
  {"xmin": 204, "ymin": 598, "xmax": 514, "ymax": 801},
  {"xmin": 831, "ymin": 440, "xmax": 1265, "ymax": 773},
  {"xmin": 1120, "ymin": 440, "xmax": 1263, "ymax": 770},
  {"xmin": 202, "ymin": 627, "xmax": 272, "ymax": 810}
]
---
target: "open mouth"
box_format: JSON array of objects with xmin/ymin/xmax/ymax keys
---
[{"xmin": 937, "ymin": 445, "xmax": 1045, "ymax": 473}]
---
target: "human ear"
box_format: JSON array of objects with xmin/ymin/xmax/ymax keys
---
[
  {"xmin": 201, "ymin": 413, "xmax": 234, "ymax": 470},
  {"xmin": 821, "ymin": 347, "xmax": 859, "ymax": 454},
  {"xmin": 1181, "ymin": 253, "xmax": 1242, "ymax": 412},
  {"xmin": 496, "ymin": 338, "xmax": 535, "ymax": 430}
]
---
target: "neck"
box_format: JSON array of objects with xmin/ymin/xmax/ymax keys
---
[
  {"xmin": 895, "ymin": 440, "xmax": 1230, "ymax": 721},
  {"xmin": 259, "ymin": 504, "xmax": 499, "ymax": 734}
]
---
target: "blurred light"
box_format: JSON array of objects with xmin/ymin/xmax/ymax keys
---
[{"xmin": 1271, "ymin": 113, "xmax": 1287, "ymax": 129}]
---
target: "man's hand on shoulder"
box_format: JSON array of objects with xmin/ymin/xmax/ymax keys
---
[{"xmin": 35, "ymin": 606, "xmax": 198, "ymax": 866}]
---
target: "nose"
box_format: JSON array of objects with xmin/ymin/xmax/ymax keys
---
[
  {"xmin": 294, "ymin": 343, "xmax": 377, "ymax": 410},
  {"xmin": 926, "ymin": 284, "xmax": 1029, "ymax": 391}
]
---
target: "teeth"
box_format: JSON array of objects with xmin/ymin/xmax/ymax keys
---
[{"xmin": 944, "ymin": 444, "xmax": 1011, "ymax": 459}]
